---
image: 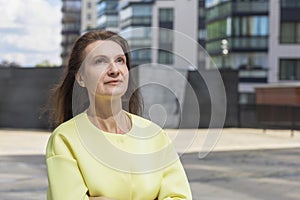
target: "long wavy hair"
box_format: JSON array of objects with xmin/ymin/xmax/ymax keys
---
[{"xmin": 48, "ymin": 30, "xmax": 143, "ymax": 127}]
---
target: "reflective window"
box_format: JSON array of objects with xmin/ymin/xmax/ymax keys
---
[
  {"xmin": 207, "ymin": 18, "xmax": 230, "ymax": 40},
  {"xmin": 159, "ymin": 8, "xmax": 173, "ymax": 22},
  {"xmin": 280, "ymin": 22, "xmax": 300, "ymax": 44},
  {"xmin": 198, "ymin": 29, "xmax": 207, "ymax": 40},
  {"xmin": 206, "ymin": 0, "xmax": 229, "ymax": 8},
  {"xmin": 120, "ymin": 7, "xmax": 133, "ymax": 21},
  {"xmin": 279, "ymin": 59, "xmax": 300, "ymax": 80},
  {"xmin": 234, "ymin": 0, "xmax": 269, "ymax": 12},
  {"xmin": 281, "ymin": 0, "xmax": 300, "ymax": 8},
  {"xmin": 132, "ymin": 5, "xmax": 152, "ymax": 16},
  {"xmin": 158, "ymin": 50, "xmax": 174, "ymax": 64},
  {"xmin": 121, "ymin": 27, "xmax": 152, "ymax": 39},
  {"xmin": 206, "ymin": 2, "xmax": 231, "ymax": 20},
  {"xmin": 233, "ymin": 16, "xmax": 268, "ymax": 36}
]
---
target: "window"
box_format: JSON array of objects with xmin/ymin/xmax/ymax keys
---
[
  {"xmin": 280, "ymin": 22, "xmax": 300, "ymax": 43},
  {"xmin": 159, "ymin": 8, "xmax": 173, "ymax": 22},
  {"xmin": 234, "ymin": 0, "xmax": 269, "ymax": 12},
  {"xmin": 206, "ymin": 1, "xmax": 231, "ymax": 20},
  {"xmin": 199, "ymin": 7, "xmax": 205, "ymax": 18},
  {"xmin": 198, "ymin": 29, "xmax": 207, "ymax": 40},
  {"xmin": 132, "ymin": 5, "xmax": 152, "ymax": 17},
  {"xmin": 87, "ymin": 2, "xmax": 92, "ymax": 9},
  {"xmin": 158, "ymin": 50, "xmax": 174, "ymax": 64},
  {"xmin": 279, "ymin": 59, "xmax": 300, "ymax": 80},
  {"xmin": 87, "ymin": 13, "xmax": 92, "ymax": 20},
  {"xmin": 232, "ymin": 16, "xmax": 269, "ymax": 37},
  {"xmin": 207, "ymin": 19, "xmax": 228, "ymax": 40},
  {"xmin": 281, "ymin": 0, "xmax": 300, "ymax": 8},
  {"xmin": 159, "ymin": 8, "xmax": 173, "ymax": 29},
  {"xmin": 159, "ymin": 29, "xmax": 173, "ymax": 52},
  {"xmin": 239, "ymin": 93, "xmax": 255, "ymax": 105}
]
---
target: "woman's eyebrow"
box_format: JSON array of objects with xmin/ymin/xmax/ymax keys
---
[
  {"xmin": 115, "ymin": 54, "xmax": 126, "ymax": 58},
  {"xmin": 92, "ymin": 54, "xmax": 107, "ymax": 58},
  {"xmin": 92, "ymin": 54, "xmax": 125, "ymax": 58}
]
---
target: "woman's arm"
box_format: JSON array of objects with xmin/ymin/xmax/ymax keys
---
[
  {"xmin": 46, "ymin": 132, "xmax": 89, "ymax": 200},
  {"xmin": 156, "ymin": 132, "xmax": 192, "ymax": 200},
  {"xmin": 157, "ymin": 159, "xmax": 192, "ymax": 200},
  {"xmin": 47, "ymin": 155, "xmax": 89, "ymax": 200}
]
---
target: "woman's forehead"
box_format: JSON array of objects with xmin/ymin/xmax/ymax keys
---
[{"xmin": 85, "ymin": 40, "xmax": 125, "ymax": 57}]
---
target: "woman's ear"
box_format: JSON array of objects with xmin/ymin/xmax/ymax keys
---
[{"xmin": 75, "ymin": 72, "xmax": 86, "ymax": 87}]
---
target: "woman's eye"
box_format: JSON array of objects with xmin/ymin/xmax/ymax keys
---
[
  {"xmin": 95, "ymin": 59, "xmax": 104, "ymax": 64},
  {"xmin": 116, "ymin": 58, "xmax": 125, "ymax": 64}
]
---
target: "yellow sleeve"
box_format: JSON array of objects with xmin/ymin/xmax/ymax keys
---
[
  {"xmin": 157, "ymin": 159, "xmax": 192, "ymax": 200},
  {"xmin": 156, "ymin": 131, "xmax": 192, "ymax": 200},
  {"xmin": 46, "ymin": 132, "xmax": 89, "ymax": 200}
]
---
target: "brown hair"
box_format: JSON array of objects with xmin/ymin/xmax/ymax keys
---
[{"xmin": 49, "ymin": 30, "xmax": 143, "ymax": 127}]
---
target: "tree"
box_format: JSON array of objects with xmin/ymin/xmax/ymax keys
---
[
  {"xmin": 35, "ymin": 60, "xmax": 59, "ymax": 67},
  {"xmin": 0, "ymin": 60, "xmax": 21, "ymax": 67}
]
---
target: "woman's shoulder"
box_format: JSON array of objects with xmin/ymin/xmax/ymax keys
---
[
  {"xmin": 46, "ymin": 113, "xmax": 85, "ymax": 157},
  {"xmin": 48, "ymin": 113, "xmax": 87, "ymax": 147}
]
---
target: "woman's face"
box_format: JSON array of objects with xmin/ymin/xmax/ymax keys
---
[{"xmin": 77, "ymin": 40, "xmax": 129, "ymax": 99}]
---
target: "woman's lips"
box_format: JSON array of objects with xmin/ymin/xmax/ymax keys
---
[{"xmin": 104, "ymin": 80, "xmax": 121, "ymax": 85}]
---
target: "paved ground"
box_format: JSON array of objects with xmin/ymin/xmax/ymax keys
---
[{"xmin": 0, "ymin": 128, "xmax": 300, "ymax": 200}]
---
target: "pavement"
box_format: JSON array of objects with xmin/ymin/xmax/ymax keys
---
[{"xmin": 0, "ymin": 128, "xmax": 300, "ymax": 200}]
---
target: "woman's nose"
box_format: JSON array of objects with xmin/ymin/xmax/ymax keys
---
[{"xmin": 108, "ymin": 62, "xmax": 119, "ymax": 77}]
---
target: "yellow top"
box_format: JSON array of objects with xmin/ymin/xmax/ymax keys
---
[{"xmin": 46, "ymin": 112, "xmax": 192, "ymax": 200}]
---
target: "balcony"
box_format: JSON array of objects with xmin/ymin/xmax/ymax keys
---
[{"xmin": 239, "ymin": 68, "xmax": 268, "ymax": 83}]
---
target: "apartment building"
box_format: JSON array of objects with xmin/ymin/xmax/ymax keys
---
[
  {"xmin": 81, "ymin": 0, "xmax": 98, "ymax": 32},
  {"xmin": 205, "ymin": 0, "xmax": 269, "ymax": 104},
  {"xmin": 117, "ymin": 0, "xmax": 201, "ymax": 68},
  {"xmin": 96, "ymin": 0, "xmax": 119, "ymax": 32},
  {"xmin": 61, "ymin": 0, "xmax": 82, "ymax": 66},
  {"xmin": 268, "ymin": 0, "xmax": 300, "ymax": 83}
]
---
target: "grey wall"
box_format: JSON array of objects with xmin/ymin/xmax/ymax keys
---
[
  {"xmin": 0, "ymin": 67, "xmax": 63, "ymax": 129},
  {"xmin": 138, "ymin": 66, "xmax": 239, "ymax": 129},
  {"xmin": 0, "ymin": 67, "xmax": 238, "ymax": 130},
  {"xmin": 181, "ymin": 69, "xmax": 239, "ymax": 128}
]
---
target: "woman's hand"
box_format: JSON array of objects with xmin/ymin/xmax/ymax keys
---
[{"xmin": 89, "ymin": 197, "xmax": 116, "ymax": 200}]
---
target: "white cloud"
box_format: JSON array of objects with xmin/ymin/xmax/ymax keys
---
[{"xmin": 0, "ymin": 0, "xmax": 62, "ymax": 66}]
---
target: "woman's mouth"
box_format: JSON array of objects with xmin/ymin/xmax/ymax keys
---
[{"xmin": 104, "ymin": 80, "xmax": 121, "ymax": 85}]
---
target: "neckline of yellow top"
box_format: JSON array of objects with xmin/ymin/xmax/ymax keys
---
[{"xmin": 82, "ymin": 110, "xmax": 134, "ymax": 136}]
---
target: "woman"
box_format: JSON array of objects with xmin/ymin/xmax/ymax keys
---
[{"xmin": 46, "ymin": 30, "xmax": 192, "ymax": 200}]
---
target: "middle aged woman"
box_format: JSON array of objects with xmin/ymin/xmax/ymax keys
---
[{"xmin": 46, "ymin": 30, "xmax": 192, "ymax": 200}]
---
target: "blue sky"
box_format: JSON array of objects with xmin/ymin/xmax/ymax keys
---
[{"xmin": 0, "ymin": 0, "xmax": 62, "ymax": 67}]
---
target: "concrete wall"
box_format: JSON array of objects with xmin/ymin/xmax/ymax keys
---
[
  {"xmin": 0, "ymin": 67, "xmax": 63, "ymax": 129},
  {"xmin": 139, "ymin": 66, "xmax": 239, "ymax": 128},
  {"xmin": 0, "ymin": 67, "xmax": 238, "ymax": 130},
  {"xmin": 138, "ymin": 64, "xmax": 188, "ymax": 128},
  {"xmin": 181, "ymin": 69, "xmax": 239, "ymax": 128}
]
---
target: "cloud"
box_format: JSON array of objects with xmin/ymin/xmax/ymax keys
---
[{"xmin": 0, "ymin": 0, "xmax": 62, "ymax": 67}]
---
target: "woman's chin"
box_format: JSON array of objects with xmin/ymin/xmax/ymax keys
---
[{"xmin": 94, "ymin": 91, "xmax": 126, "ymax": 99}]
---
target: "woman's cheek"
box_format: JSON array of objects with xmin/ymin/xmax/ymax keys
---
[{"xmin": 86, "ymin": 70, "xmax": 104, "ymax": 95}]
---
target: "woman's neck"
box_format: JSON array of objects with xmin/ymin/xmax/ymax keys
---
[{"xmin": 87, "ymin": 98, "xmax": 131, "ymax": 134}]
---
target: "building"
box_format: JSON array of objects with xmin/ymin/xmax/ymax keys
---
[
  {"xmin": 268, "ymin": 0, "xmax": 300, "ymax": 83},
  {"xmin": 118, "ymin": 0, "xmax": 200, "ymax": 68},
  {"xmin": 81, "ymin": 0, "xmax": 98, "ymax": 32},
  {"xmin": 116, "ymin": 0, "xmax": 211, "ymax": 128},
  {"xmin": 80, "ymin": 0, "xmax": 206, "ymax": 68},
  {"xmin": 205, "ymin": 0, "xmax": 269, "ymax": 104},
  {"xmin": 96, "ymin": 0, "xmax": 120, "ymax": 32},
  {"xmin": 61, "ymin": 0, "xmax": 82, "ymax": 66}
]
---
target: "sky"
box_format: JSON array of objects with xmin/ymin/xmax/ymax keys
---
[{"xmin": 0, "ymin": 0, "xmax": 62, "ymax": 67}]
